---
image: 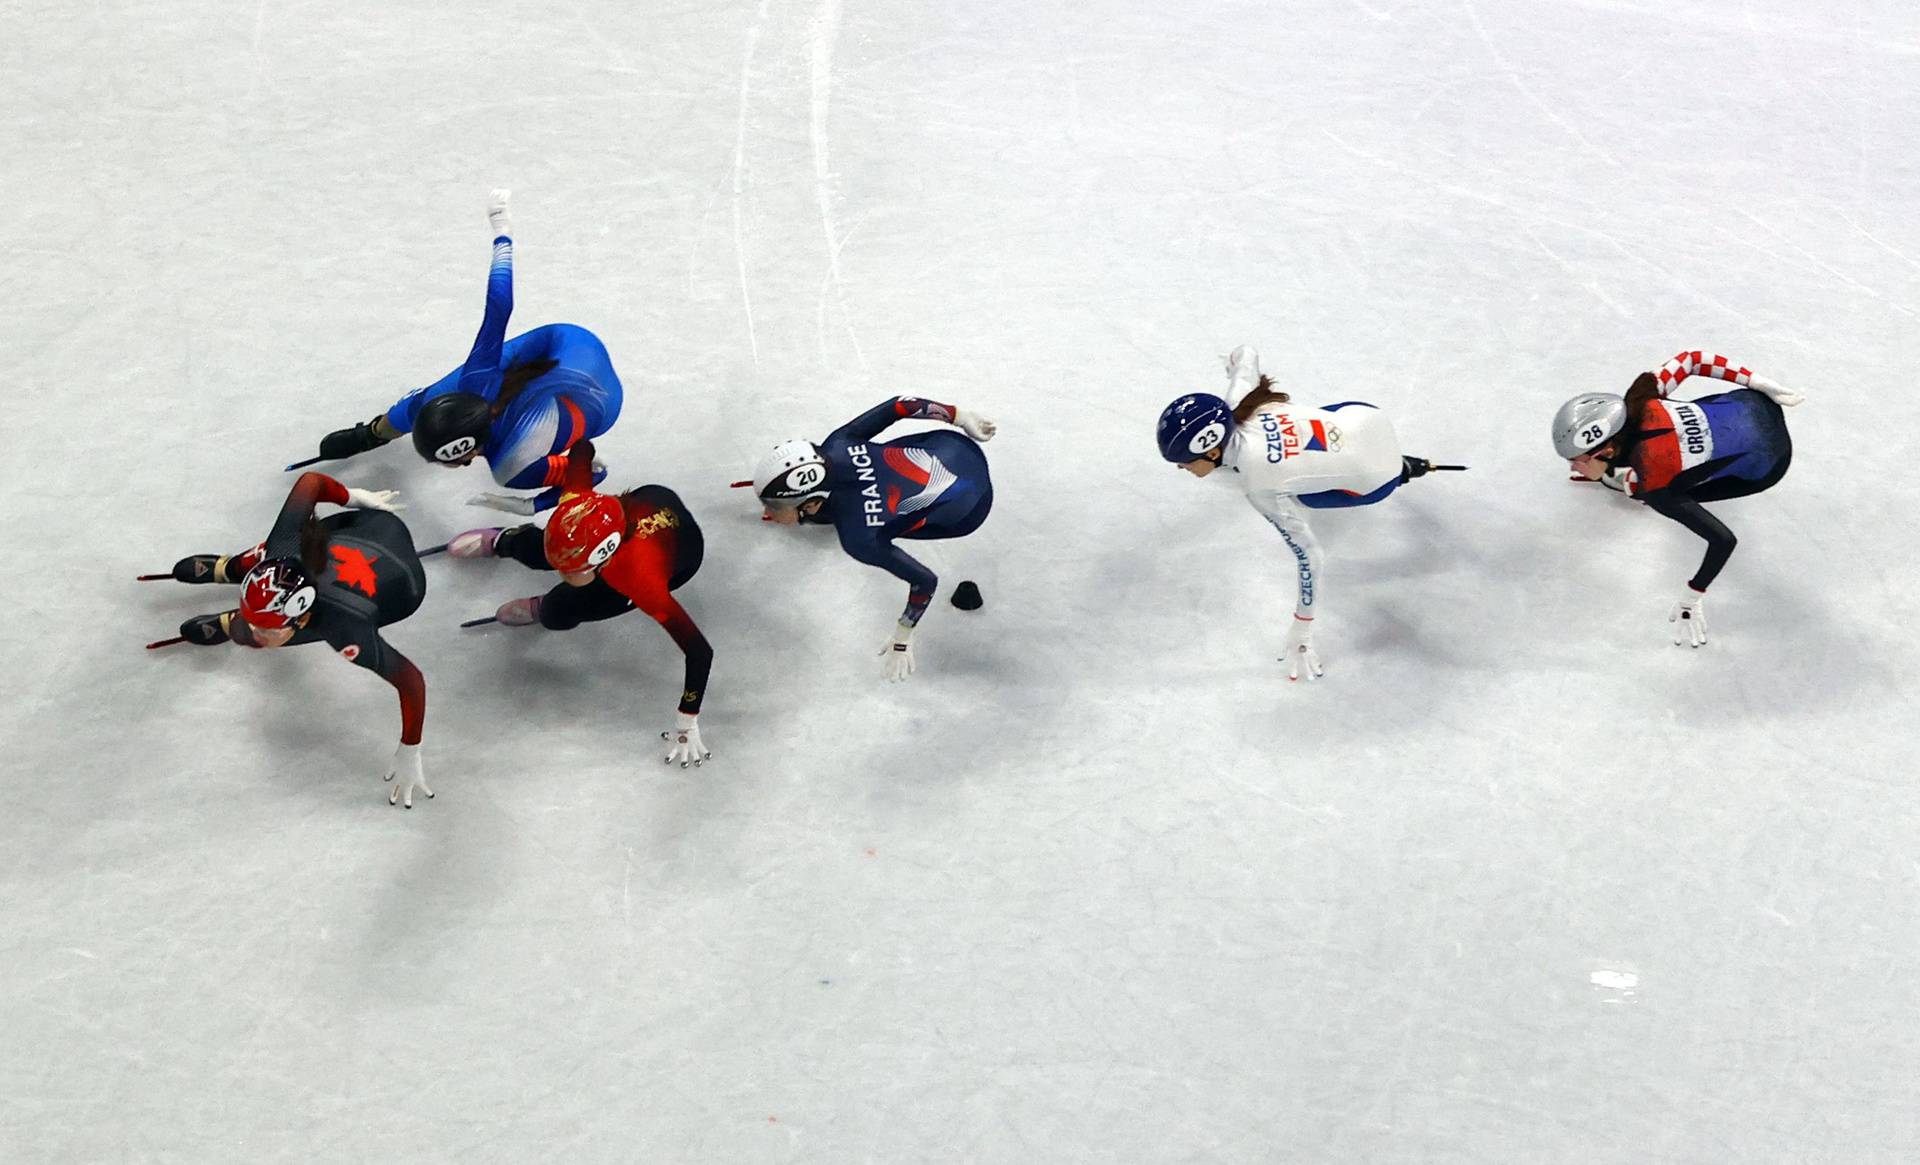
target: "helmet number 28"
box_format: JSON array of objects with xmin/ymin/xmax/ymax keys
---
[{"xmin": 1580, "ymin": 424, "xmax": 1605, "ymax": 446}]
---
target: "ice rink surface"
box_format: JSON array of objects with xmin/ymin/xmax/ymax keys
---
[{"xmin": 5, "ymin": 0, "xmax": 1919, "ymax": 1160}]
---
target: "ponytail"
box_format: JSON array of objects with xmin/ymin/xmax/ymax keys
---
[
  {"xmin": 1230, "ymin": 374, "xmax": 1291, "ymax": 424},
  {"xmin": 492, "ymin": 357, "xmax": 561, "ymax": 417},
  {"xmin": 298, "ymin": 515, "xmax": 328, "ymax": 577},
  {"xmin": 1623, "ymin": 370, "xmax": 1662, "ymax": 415}
]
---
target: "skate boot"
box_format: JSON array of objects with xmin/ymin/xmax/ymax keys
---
[
  {"xmin": 170, "ymin": 555, "xmax": 225, "ymax": 583},
  {"xmin": 179, "ymin": 612, "xmax": 233, "ymax": 644},
  {"xmin": 447, "ymin": 528, "xmax": 506, "ymax": 559},
  {"xmin": 170, "ymin": 549, "xmax": 261, "ymax": 583},
  {"xmin": 495, "ymin": 595, "xmax": 544, "ymax": 626}
]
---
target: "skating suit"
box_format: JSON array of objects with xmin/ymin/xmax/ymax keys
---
[
  {"xmin": 384, "ymin": 235, "xmax": 622, "ymax": 507},
  {"xmin": 810, "ymin": 397, "xmax": 993, "ymax": 626}
]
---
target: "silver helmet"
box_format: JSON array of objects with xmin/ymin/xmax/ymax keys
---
[{"xmin": 1551, "ymin": 393, "xmax": 1627, "ymax": 460}]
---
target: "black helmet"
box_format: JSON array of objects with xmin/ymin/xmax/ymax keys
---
[{"xmin": 411, "ymin": 392, "xmax": 492, "ymax": 464}]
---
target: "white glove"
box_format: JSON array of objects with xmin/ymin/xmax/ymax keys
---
[
  {"xmin": 469, "ymin": 493, "xmax": 538, "ymax": 516},
  {"xmin": 487, "ymin": 188, "xmax": 512, "ymax": 238},
  {"xmin": 955, "ymin": 408, "xmax": 997, "ymax": 442},
  {"xmin": 384, "ymin": 742, "xmax": 433, "ymax": 808},
  {"xmin": 1749, "ymin": 373, "xmax": 1804, "ymax": 407},
  {"xmin": 1224, "ymin": 344, "xmax": 1262, "ymax": 398},
  {"xmin": 1224, "ymin": 344, "xmax": 1260, "ymax": 380},
  {"xmin": 344, "ymin": 487, "xmax": 403, "ymax": 512},
  {"xmin": 880, "ymin": 623, "xmax": 916, "ymax": 682},
  {"xmin": 1598, "ymin": 466, "xmax": 1635, "ymax": 494},
  {"xmin": 660, "ymin": 712, "xmax": 711, "ymax": 768},
  {"xmin": 1670, "ymin": 587, "xmax": 1708, "ymax": 648},
  {"xmin": 1281, "ymin": 615, "xmax": 1324, "ymax": 682}
]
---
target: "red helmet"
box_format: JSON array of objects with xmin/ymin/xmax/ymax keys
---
[
  {"xmin": 239, "ymin": 558, "xmax": 317, "ymax": 629},
  {"xmin": 545, "ymin": 492, "xmax": 626, "ymax": 573}
]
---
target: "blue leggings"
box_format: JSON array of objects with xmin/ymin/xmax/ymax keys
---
[{"xmin": 1297, "ymin": 478, "xmax": 1399, "ymax": 509}]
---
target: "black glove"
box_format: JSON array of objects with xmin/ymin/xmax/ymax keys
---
[
  {"xmin": 180, "ymin": 612, "xmax": 232, "ymax": 646},
  {"xmin": 317, "ymin": 417, "xmax": 393, "ymax": 461}
]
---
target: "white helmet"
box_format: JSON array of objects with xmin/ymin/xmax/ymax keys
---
[
  {"xmin": 1551, "ymin": 393, "xmax": 1628, "ymax": 460},
  {"xmin": 753, "ymin": 439, "xmax": 831, "ymax": 506}
]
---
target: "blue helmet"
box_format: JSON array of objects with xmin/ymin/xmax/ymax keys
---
[{"xmin": 1156, "ymin": 393, "xmax": 1233, "ymax": 463}]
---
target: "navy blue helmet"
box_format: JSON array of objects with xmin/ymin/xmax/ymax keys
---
[{"xmin": 1156, "ymin": 393, "xmax": 1233, "ymax": 463}]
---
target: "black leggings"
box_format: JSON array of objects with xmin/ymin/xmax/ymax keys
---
[{"xmin": 494, "ymin": 486, "xmax": 705, "ymax": 631}]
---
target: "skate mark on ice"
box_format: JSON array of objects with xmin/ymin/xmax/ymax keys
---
[
  {"xmin": 1834, "ymin": 209, "xmax": 1920, "ymax": 275},
  {"xmin": 730, "ymin": 0, "xmax": 771, "ymax": 365},
  {"xmin": 1317, "ymin": 128, "xmax": 1756, "ymax": 325},
  {"xmin": 567, "ymin": 2, "xmax": 635, "ymax": 75},
  {"xmin": 1522, "ymin": 224, "xmax": 1631, "ymax": 319},
  {"xmin": 245, "ymin": 0, "xmax": 273, "ymax": 102},
  {"xmin": 810, "ymin": 0, "xmax": 868, "ymax": 373},
  {"xmin": 1460, "ymin": 0, "xmax": 1619, "ymax": 169},
  {"xmin": 1732, "ymin": 208, "xmax": 1919, "ymax": 321},
  {"xmin": 817, "ymin": 214, "xmax": 871, "ymax": 374}
]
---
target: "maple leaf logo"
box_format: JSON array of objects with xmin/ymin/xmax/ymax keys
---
[{"xmin": 329, "ymin": 545, "xmax": 380, "ymax": 597}]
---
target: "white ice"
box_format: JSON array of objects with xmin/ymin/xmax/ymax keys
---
[{"xmin": 5, "ymin": 0, "xmax": 1919, "ymax": 1161}]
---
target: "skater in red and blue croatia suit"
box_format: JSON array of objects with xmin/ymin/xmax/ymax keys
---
[
  {"xmin": 751, "ymin": 396, "xmax": 998, "ymax": 682},
  {"xmin": 1552, "ymin": 350, "xmax": 1804, "ymax": 647},
  {"xmin": 297, "ymin": 190, "xmax": 622, "ymax": 515}
]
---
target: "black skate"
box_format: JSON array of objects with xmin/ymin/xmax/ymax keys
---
[
  {"xmin": 170, "ymin": 555, "xmax": 227, "ymax": 583},
  {"xmin": 1399, "ymin": 457, "xmax": 1467, "ymax": 483}
]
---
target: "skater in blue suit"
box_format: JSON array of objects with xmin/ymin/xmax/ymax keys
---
[
  {"xmin": 751, "ymin": 396, "xmax": 998, "ymax": 682},
  {"xmin": 297, "ymin": 190, "xmax": 623, "ymax": 515}
]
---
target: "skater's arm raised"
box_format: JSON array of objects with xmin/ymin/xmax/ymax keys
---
[
  {"xmin": 456, "ymin": 191, "xmax": 516, "ymax": 396},
  {"xmin": 261, "ymin": 473, "xmax": 352, "ymax": 556},
  {"xmin": 827, "ymin": 397, "xmax": 962, "ymax": 446},
  {"xmin": 1653, "ymin": 350, "xmax": 1802, "ymax": 406}
]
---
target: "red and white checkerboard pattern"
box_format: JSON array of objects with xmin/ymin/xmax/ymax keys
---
[{"xmin": 1656, "ymin": 350, "xmax": 1755, "ymax": 393}]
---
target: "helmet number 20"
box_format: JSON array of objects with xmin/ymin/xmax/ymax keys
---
[{"xmin": 788, "ymin": 463, "xmax": 824, "ymax": 491}]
